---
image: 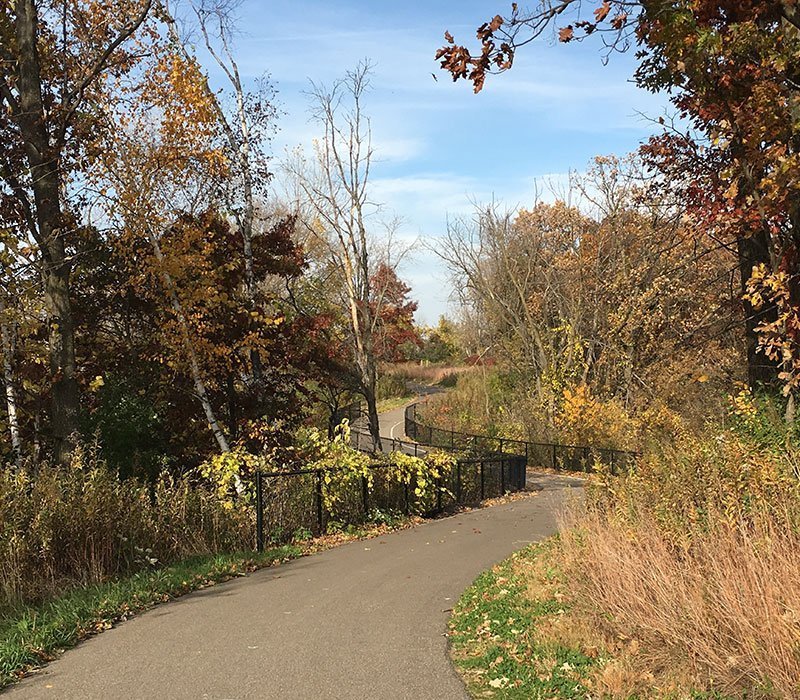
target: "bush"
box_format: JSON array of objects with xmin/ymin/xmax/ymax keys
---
[
  {"xmin": 0, "ymin": 445, "xmax": 252, "ymax": 610},
  {"xmin": 83, "ymin": 376, "xmax": 168, "ymax": 480},
  {"xmin": 376, "ymin": 370, "xmax": 413, "ymax": 400}
]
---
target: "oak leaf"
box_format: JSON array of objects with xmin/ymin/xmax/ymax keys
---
[{"xmin": 594, "ymin": 1, "xmax": 611, "ymax": 22}]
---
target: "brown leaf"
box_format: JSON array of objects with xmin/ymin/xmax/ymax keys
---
[
  {"xmin": 594, "ymin": 1, "xmax": 611, "ymax": 23},
  {"xmin": 444, "ymin": 30, "xmax": 454, "ymax": 44},
  {"xmin": 610, "ymin": 12, "xmax": 628, "ymax": 30},
  {"xmin": 558, "ymin": 25, "xmax": 574, "ymax": 42},
  {"xmin": 489, "ymin": 14, "xmax": 503, "ymax": 32}
]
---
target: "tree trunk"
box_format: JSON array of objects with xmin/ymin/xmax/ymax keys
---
[
  {"xmin": 0, "ymin": 306, "xmax": 22, "ymax": 466},
  {"xmin": 15, "ymin": 0, "xmax": 80, "ymax": 463},
  {"xmin": 362, "ymin": 352, "xmax": 381, "ymax": 451}
]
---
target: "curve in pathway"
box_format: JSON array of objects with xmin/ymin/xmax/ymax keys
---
[
  {"xmin": 8, "ymin": 397, "xmax": 582, "ymax": 699},
  {"xmin": 9, "ymin": 475, "xmax": 581, "ymax": 700}
]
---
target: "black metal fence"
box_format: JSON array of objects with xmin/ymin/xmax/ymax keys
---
[
  {"xmin": 404, "ymin": 402, "xmax": 638, "ymax": 475},
  {"xmin": 254, "ymin": 452, "xmax": 526, "ymax": 551}
]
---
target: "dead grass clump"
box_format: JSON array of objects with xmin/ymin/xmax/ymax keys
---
[
  {"xmin": 388, "ymin": 362, "xmax": 475, "ymax": 386},
  {"xmin": 0, "ymin": 446, "xmax": 253, "ymax": 609},
  {"xmin": 559, "ymin": 504, "xmax": 800, "ymax": 698}
]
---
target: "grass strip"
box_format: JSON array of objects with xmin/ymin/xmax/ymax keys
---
[
  {"xmin": 448, "ymin": 540, "xmax": 594, "ymax": 699},
  {"xmin": 0, "ymin": 546, "xmax": 299, "ymax": 689},
  {"xmin": 376, "ymin": 395, "xmax": 413, "ymax": 414}
]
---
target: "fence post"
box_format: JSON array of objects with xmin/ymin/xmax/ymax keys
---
[
  {"xmin": 361, "ymin": 474, "xmax": 369, "ymax": 516},
  {"xmin": 480, "ymin": 461, "xmax": 485, "ymax": 500},
  {"xmin": 255, "ymin": 472, "xmax": 264, "ymax": 553},
  {"xmin": 500, "ymin": 458, "xmax": 506, "ymax": 494},
  {"xmin": 552, "ymin": 444, "xmax": 557, "ymax": 470},
  {"xmin": 315, "ymin": 470, "xmax": 324, "ymax": 535}
]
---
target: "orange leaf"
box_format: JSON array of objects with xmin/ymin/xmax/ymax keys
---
[
  {"xmin": 594, "ymin": 1, "xmax": 611, "ymax": 22},
  {"xmin": 559, "ymin": 25, "xmax": 574, "ymax": 42}
]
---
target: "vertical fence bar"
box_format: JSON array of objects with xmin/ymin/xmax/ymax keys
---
[
  {"xmin": 552, "ymin": 444, "xmax": 557, "ymax": 470},
  {"xmin": 480, "ymin": 461, "xmax": 485, "ymax": 500},
  {"xmin": 255, "ymin": 472, "xmax": 264, "ymax": 553},
  {"xmin": 361, "ymin": 475, "xmax": 369, "ymax": 516},
  {"xmin": 500, "ymin": 458, "xmax": 505, "ymax": 494},
  {"xmin": 315, "ymin": 470, "xmax": 324, "ymax": 534}
]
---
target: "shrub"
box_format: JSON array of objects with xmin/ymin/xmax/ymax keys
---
[
  {"xmin": 556, "ymin": 385, "xmax": 637, "ymax": 450},
  {"xmin": 376, "ymin": 369, "xmax": 413, "ymax": 400},
  {"xmin": 83, "ymin": 376, "xmax": 168, "ymax": 480}
]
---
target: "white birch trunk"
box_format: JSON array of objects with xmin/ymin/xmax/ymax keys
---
[
  {"xmin": 0, "ymin": 299, "xmax": 22, "ymax": 465},
  {"xmin": 147, "ymin": 232, "xmax": 231, "ymax": 456}
]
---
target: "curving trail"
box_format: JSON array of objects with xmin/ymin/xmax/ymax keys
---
[{"xmin": 8, "ymin": 399, "xmax": 582, "ymax": 700}]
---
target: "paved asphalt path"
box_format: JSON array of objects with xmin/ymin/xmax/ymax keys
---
[{"xmin": 9, "ymin": 397, "xmax": 583, "ymax": 700}]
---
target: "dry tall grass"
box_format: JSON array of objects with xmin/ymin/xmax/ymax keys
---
[
  {"xmin": 386, "ymin": 362, "xmax": 475, "ymax": 386},
  {"xmin": 558, "ymin": 436, "xmax": 800, "ymax": 697},
  {"xmin": 561, "ymin": 512, "xmax": 800, "ymax": 697},
  {"xmin": 0, "ymin": 446, "xmax": 253, "ymax": 609}
]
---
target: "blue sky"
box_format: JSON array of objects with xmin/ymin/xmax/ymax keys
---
[{"xmin": 201, "ymin": 1, "xmax": 671, "ymax": 324}]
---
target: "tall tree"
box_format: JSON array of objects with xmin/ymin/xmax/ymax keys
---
[
  {"xmin": 369, "ymin": 264, "xmax": 422, "ymax": 362},
  {"xmin": 436, "ymin": 1, "xmax": 800, "ymax": 394},
  {"xmin": 0, "ymin": 0, "xmax": 154, "ymax": 461},
  {"xmin": 287, "ymin": 62, "xmax": 387, "ymax": 450}
]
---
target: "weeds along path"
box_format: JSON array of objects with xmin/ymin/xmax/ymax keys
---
[{"xmin": 9, "ymin": 479, "xmax": 581, "ymax": 700}]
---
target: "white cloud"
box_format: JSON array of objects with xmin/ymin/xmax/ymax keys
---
[{"xmin": 196, "ymin": 0, "xmax": 673, "ymax": 322}]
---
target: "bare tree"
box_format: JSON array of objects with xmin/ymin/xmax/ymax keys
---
[{"xmin": 286, "ymin": 62, "xmax": 387, "ymax": 450}]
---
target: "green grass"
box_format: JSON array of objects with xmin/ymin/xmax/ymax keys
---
[
  {"xmin": 449, "ymin": 540, "xmax": 595, "ymax": 699},
  {"xmin": 376, "ymin": 395, "xmax": 413, "ymax": 414},
  {"xmin": 0, "ymin": 546, "xmax": 299, "ymax": 689}
]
